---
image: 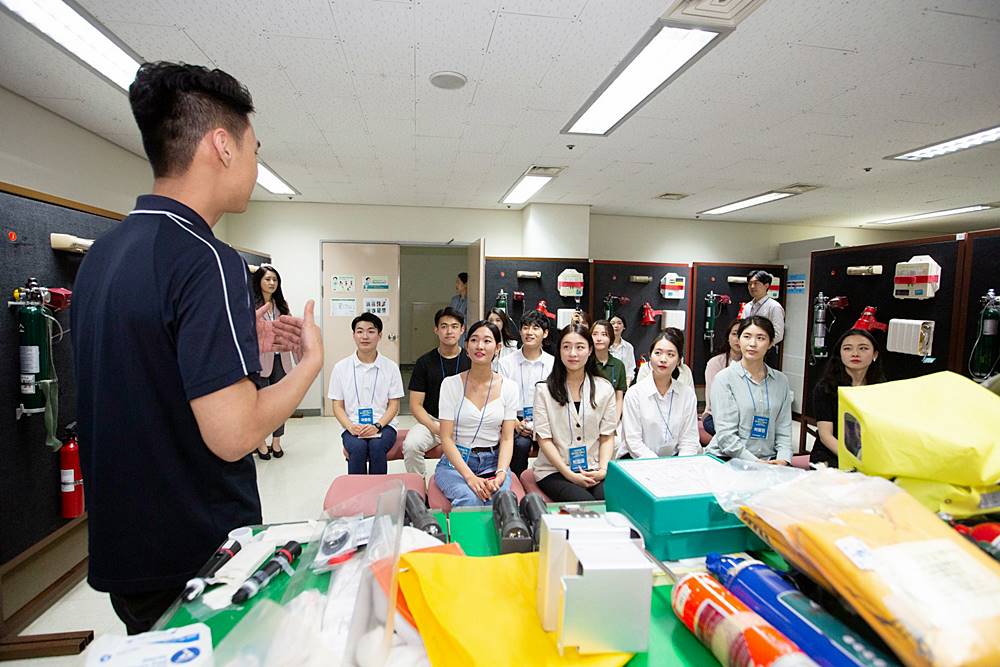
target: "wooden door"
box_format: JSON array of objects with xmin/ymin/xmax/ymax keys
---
[{"xmin": 321, "ymin": 243, "xmax": 400, "ymax": 416}]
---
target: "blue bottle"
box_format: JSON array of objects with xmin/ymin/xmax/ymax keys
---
[{"xmin": 706, "ymin": 553, "xmax": 898, "ymax": 667}]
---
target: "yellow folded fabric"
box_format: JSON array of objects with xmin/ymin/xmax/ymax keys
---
[
  {"xmin": 397, "ymin": 551, "xmax": 632, "ymax": 667},
  {"xmin": 837, "ymin": 372, "xmax": 1000, "ymax": 487},
  {"xmin": 894, "ymin": 476, "xmax": 1000, "ymax": 519},
  {"xmin": 792, "ymin": 486, "xmax": 1000, "ymax": 667}
]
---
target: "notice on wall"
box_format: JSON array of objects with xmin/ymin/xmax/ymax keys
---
[
  {"xmin": 364, "ymin": 297, "xmax": 389, "ymax": 316},
  {"xmin": 331, "ymin": 298, "xmax": 357, "ymax": 317},
  {"xmin": 331, "ymin": 275, "xmax": 355, "ymax": 292},
  {"xmin": 787, "ymin": 273, "xmax": 806, "ymax": 295},
  {"xmin": 362, "ymin": 275, "xmax": 390, "ymax": 291}
]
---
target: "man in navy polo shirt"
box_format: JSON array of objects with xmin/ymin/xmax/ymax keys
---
[{"xmin": 72, "ymin": 62, "xmax": 322, "ymax": 634}]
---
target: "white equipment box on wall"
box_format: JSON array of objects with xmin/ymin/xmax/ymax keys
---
[
  {"xmin": 887, "ymin": 319, "xmax": 935, "ymax": 357},
  {"xmin": 893, "ymin": 255, "xmax": 941, "ymax": 299},
  {"xmin": 659, "ymin": 273, "xmax": 686, "ymax": 300}
]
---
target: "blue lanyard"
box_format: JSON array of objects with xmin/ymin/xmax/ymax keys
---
[
  {"xmin": 653, "ymin": 389, "xmax": 675, "ymax": 441},
  {"xmin": 567, "ymin": 380, "xmax": 586, "ymax": 445},
  {"xmin": 353, "ymin": 362, "xmax": 379, "ymax": 408},
  {"xmin": 742, "ymin": 372, "xmax": 770, "ymax": 415},
  {"xmin": 440, "ymin": 351, "xmax": 462, "ymax": 378},
  {"xmin": 454, "ymin": 371, "xmax": 494, "ymax": 446}
]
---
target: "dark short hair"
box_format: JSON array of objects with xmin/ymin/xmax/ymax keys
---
[
  {"xmin": 547, "ymin": 325, "xmax": 600, "ymax": 409},
  {"xmin": 434, "ymin": 306, "xmax": 465, "ymax": 326},
  {"xmin": 747, "ymin": 270, "xmax": 773, "ymax": 286},
  {"xmin": 738, "ymin": 315, "xmax": 775, "ymax": 342},
  {"xmin": 129, "ymin": 62, "xmax": 255, "ymax": 177},
  {"xmin": 609, "ymin": 314, "xmax": 627, "ymax": 330},
  {"xmin": 590, "ymin": 319, "xmax": 613, "ymax": 338},
  {"xmin": 457, "ymin": 272, "xmax": 468, "ymax": 284},
  {"xmin": 351, "ymin": 312, "xmax": 383, "ymax": 333},
  {"xmin": 520, "ymin": 309, "xmax": 550, "ymax": 332},
  {"xmin": 466, "ymin": 320, "xmax": 501, "ymax": 347}
]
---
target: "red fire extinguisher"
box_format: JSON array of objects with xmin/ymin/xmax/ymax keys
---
[{"xmin": 60, "ymin": 424, "xmax": 84, "ymax": 518}]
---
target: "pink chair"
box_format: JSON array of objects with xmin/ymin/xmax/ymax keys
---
[
  {"xmin": 518, "ymin": 469, "xmax": 551, "ymax": 502},
  {"xmin": 323, "ymin": 472, "xmax": 426, "ymax": 516},
  {"xmin": 791, "ymin": 454, "xmax": 811, "ymax": 470},
  {"xmin": 427, "ymin": 474, "xmax": 526, "ymax": 513}
]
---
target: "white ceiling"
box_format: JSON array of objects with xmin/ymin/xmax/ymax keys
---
[{"xmin": 1, "ymin": 0, "xmax": 999, "ymax": 232}]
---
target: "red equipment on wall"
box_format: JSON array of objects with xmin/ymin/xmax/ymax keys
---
[{"xmin": 59, "ymin": 423, "xmax": 84, "ymax": 518}]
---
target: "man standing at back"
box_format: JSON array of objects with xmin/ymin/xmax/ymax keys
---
[{"xmin": 72, "ymin": 62, "xmax": 322, "ymax": 634}]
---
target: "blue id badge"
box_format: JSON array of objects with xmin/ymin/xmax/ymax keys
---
[
  {"xmin": 751, "ymin": 415, "xmax": 770, "ymax": 439},
  {"xmin": 569, "ymin": 446, "xmax": 589, "ymax": 472},
  {"xmin": 357, "ymin": 407, "xmax": 374, "ymax": 425},
  {"xmin": 522, "ymin": 406, "xmax": 533, "ymax": 421},
  {"xmin": 457, "ymin": 445, "xmax": 472, "ymax": 463}
]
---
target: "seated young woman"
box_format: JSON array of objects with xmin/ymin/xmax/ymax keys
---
[
  {"xmin": 590, "ymin": 319, "xmax": 627, "ymax": 418},
  {"xmin": 531, "ymin": 324, "xmax": 618, "ymax": 501},
  {"xmin": 706, "ymin": 316, "xmax": 793, "ymax": 464},
  {"xmin": 810, "ymin": 328, "xmax": 885, "ymax": 467},
  {"xmin": 702, "ymin": 318, "xmax": 742, "ymax": 436},
  {"xmin": 487, "ymin": 308, "xmax": 519, "ymax": 371},
  {"xmin": 434, "ymin": 320, "xmax": 519, "ymax": 507},
  {"xmin": 620, "ymin": 329, "xmax": 700, "ymax": 459}
]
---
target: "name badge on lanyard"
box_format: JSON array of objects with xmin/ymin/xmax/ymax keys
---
[
  {"xmin": 357, "ymin": 407, "xmax": 374, "ymax": 425},
  {"xmin": 456, "ymin": 445, "xmax": 472, "ymax": 463},
  {"xmin": 751, "ymin": 415, "xmax": 769, "ymax": 439},
  {"xmin": 522, "ymin": 406, "xmax": 533, "ymax": 421},
  {"xmin": 743, "ymin": 373, "xmax": 771, "ymax": 440},
  {"xmin": 569, "ymin": 446, "xmax": 589, "ymax": 472}
]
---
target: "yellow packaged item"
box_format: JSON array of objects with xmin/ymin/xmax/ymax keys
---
[
  {"xmin": 396, "ymin": 551, "xmax": 631, "ymax": 667},
  {"xmin": 837, "ymin": 371, "xmax": 1000, "ymax": 486},
  {"xmin": 741, "ymin": 469, "xmax": 1000, "ymax": 667},
  {"xmin": 893, "ymin": 476, "xmax": 1000, "ymax": 518}
]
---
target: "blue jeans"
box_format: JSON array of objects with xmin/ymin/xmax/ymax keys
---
[
  {"xmin": 342, "ymin": 426, "xmax": 397, "ymax": 475},
  {"xmin": 435, "ymin": 448, "xmax": 512, "ymax": 507}
]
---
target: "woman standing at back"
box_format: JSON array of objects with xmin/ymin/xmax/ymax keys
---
[{"xmin": 253, "ymin": 264, "xmax": 293, "ymax": 460}]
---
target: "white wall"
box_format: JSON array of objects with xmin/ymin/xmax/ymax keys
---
[
  {"xmin": 588, "ymin": 214, "xmax": 932, "ymax": 263},
  {"xmin": 521, "ymin": 203, "xmax": 590, "ymax": 258},
  {"xmin": 224, "ymin": 201, "xmax": 523, "ymax": 409},
  {"xmin": 0, "ymin": 86, "xmax": 149, "ymax": 213}
]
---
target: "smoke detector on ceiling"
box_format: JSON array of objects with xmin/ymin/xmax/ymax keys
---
[
  {"xmin": 429, "ymin": 71, "xmax": 468, "ymax": 90},
  {"xmin": 655, "ymin": 192, "xmax": 689, "ymax": 200}
]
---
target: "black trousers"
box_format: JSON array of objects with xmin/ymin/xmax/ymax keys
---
[
  {"xmin": 257, "ymin": 354, "xmax": 287, "ymax": 438},
  {"xmin": 511, "ymin": 434, "xmax": 534, "ymax": 476},
  {"xmin": 110, "ymin": 587, "xmax": 183, "ymax": 635},
  {"xmin": 537, "ymin": 471, "xmax": 605, "ymax": 502}
]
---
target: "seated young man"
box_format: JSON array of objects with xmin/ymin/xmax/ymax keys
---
[
  {"xmin": 403, "ymin": 307, "xmax": 471, "ymax": 475},
  {"xmin": 329, "ymin": 313, "xmax": 404, "ymax": 474},
  {"xmin": 498, "ymin": 310, "xmax": 554, "ymax": 476}
]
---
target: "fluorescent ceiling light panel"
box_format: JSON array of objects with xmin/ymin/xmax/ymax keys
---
[
  {"xmin": 256, "ymin": 162, "xmax": 298, "ymax": 196},
  {"xmin": 1, "ymin": 0, "xmax": 140, "ymax": 90},
  {"xmin": 564, "ymin": 22, "xmax": 724, "ymax": 136},
  {"xmin": 886, "ymin": 124, "xmax": 1000, "ymax": 161},
  {"xmin": 868, "ymin": 204, "xmax": 994, "ymax": 225},
  {"xmin": 700, "ymin": 191, "xmax": 794, "ymax": 215},
  {"xmin": 502, "ymin": 175, "xmax": 552, "ymax": 205}
]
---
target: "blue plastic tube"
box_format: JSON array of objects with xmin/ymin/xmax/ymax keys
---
[{"xmin": 706, "ymin": 553, "xmax": 898, "ymax": 667}]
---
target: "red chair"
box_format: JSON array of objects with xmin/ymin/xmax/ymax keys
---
[
  {"xmin": 323, "ymin": 472, "xmax": 426, "ymax": 516},
  {"xmin": 427, "ymin": 473, "xmax": 525, "ymax": 513},
  {"xmin": 518, "ymin": 469, "xmax": 551, "ymax": 502},
  {"xmin": 791, "ymin": 454, "xmax": 812, "ymax": 470}
]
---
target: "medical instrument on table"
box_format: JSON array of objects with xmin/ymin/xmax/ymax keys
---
[
  {"xmin": 232, "ymin": 541, "xmax": 302, "ymax": 604},
  {"xmin": 182, "ymin": 538, "xmax": 243, "ymax": 602},
  {"xmin": 404, "ymin": 490, "xmax": 445, "ymax": 541},
  {"xmin": 493, "ymin": 490, "xmax": 532, "ymax": 554}
]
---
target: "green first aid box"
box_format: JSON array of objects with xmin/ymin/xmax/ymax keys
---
[{"xmin": 605, "ymin": 455, "xmax": 765, "ymax": 561}]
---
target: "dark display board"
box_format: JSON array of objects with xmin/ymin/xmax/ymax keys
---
[
  {"xmin": 0, "ymin": 188, "xmax": 120, "ymax": 565},
  {"xmin": 689, "ymin": 263, "xmax": 787, "ymax": 385},
  {"xmin": 801, "ymin": 236, "xmax": 962, "ymax": 420},
  {"xmin": 485, "ymin": 257, "xmax": 590, "ymax": 350},
  {"xmin": 589, "ymin": 261, "xmax": 691, "ymax": 375},
  {"xmin": 958, "ymin": 229, "xmax": 1000, "ymax": 379}
]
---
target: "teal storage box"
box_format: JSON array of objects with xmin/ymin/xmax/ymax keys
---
[{"xmin": 605, "ymin": 455, "xmax": 765, "ymax": 561}]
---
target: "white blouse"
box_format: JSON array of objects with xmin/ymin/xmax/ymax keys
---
[
  {"xmin": 438, "ymin": 373, "xmax": 518, "ymax": 449},
  {"xmin": 531, "ymin": 376, "xmax": 618, "ymax": 481},
  {"xmin": 619, "ymin": 375, "xmax": 700, "ymax": 459}
]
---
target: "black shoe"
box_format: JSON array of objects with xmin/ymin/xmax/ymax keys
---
[
  {"xmin": 271, "ymin": 445, "xmax": 284, "ymax": 459},
  {"xmin": 256, "ymin": 448, "xmax": 271, "ymax": 460}
]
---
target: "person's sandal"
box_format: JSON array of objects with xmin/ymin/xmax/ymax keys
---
[{"xmin": 256, "ymin": 447, "xmax": 271, "ymax": 460}]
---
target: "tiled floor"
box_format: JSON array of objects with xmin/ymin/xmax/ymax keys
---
[{"xmin": 12, "ymin": 416, "xmax": 808, "ymax": 665}]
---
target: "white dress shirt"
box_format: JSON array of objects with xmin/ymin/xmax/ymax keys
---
[
  {"xmin": 619, "ymin": 375, "xmax": 700, "ymax": 459},
  {"xmin": 609, "ymin": 339, "xmax": 636, "ymax": 384},
  {"xmin": 498, "ymin": 348, "xmax": 555, "ymax": 414},
  {"xmin": 741, "ymin": 296, "xmax": 785, "ymax": 345},
  {"xmin": 328, "ymin": 352, "xmax": 404, "ymax": 432}
]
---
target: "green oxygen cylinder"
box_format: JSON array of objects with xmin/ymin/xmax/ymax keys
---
[
  {"xmin": 971, "ymin": 288, "xmax": 1000, "ymax": 379},
  {"xmin": 14, "ymin": 280, "xmax": 53, "ymax": 416},
  {"xmin": 496, "ymin": 289, "xmax": 508, "ymax": 313}
]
